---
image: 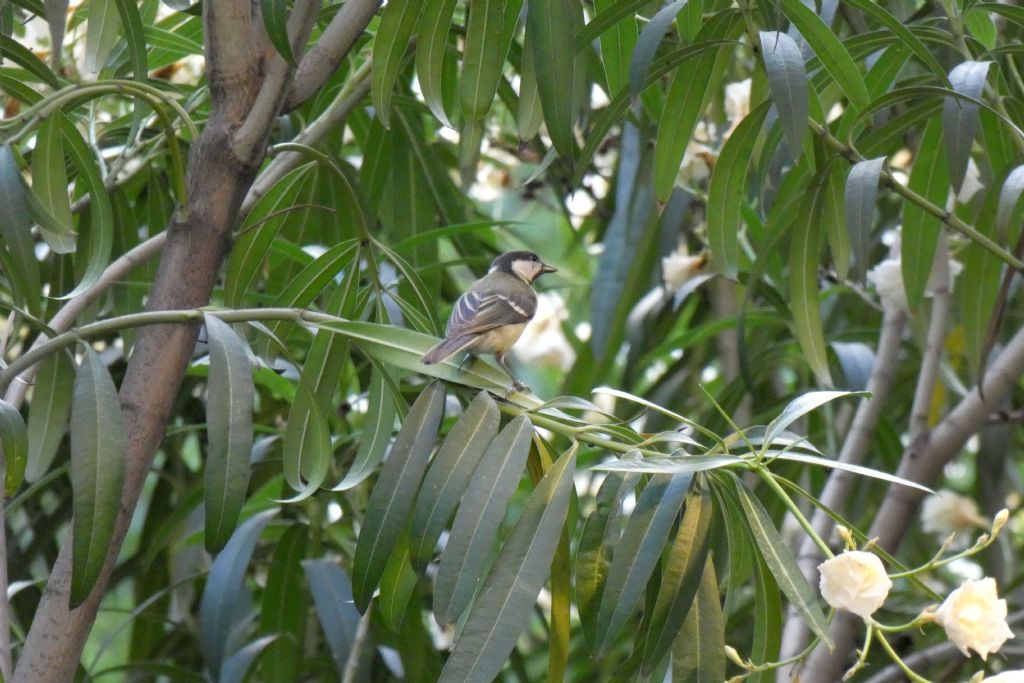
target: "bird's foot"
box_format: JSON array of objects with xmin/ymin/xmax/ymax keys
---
[{"xmin": 505, "ymin": 380, "xmax": 530, "ymax": 398}]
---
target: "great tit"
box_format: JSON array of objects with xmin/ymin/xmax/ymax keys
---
[{"xmin": 421, "ymin": 250, "xmax": 558, "ymax": 390}]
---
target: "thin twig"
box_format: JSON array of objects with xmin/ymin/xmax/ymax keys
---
[{"xmin": 340, "ymin": 607, "xmax": 372, "ymax": 683}]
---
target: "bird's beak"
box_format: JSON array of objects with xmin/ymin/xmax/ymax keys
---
[{"xmin": 541, "ymin": 262, "xmax": 558, "ymax": 274}]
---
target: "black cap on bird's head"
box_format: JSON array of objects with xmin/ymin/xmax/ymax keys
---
[{"xmin": 489, "ymin": 250, "xmax": 558, "ymax": 283}]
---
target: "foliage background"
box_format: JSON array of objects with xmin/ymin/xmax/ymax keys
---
[{"xmin": 0, "ymin": 0, "xmax": 1023, "ymax": 681}]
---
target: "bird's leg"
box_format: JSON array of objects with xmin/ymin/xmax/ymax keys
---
[
  {"xmin": 495, "ymin": 352, "xmax": 529, "ymax": 395},
  {"xmin": 457, "ymin": 352, "xmax": 477, "ymax": 374}
]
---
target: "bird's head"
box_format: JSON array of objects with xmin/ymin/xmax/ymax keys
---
[{"xmin": 489, "ymin": 250, "xmax": 558, "ymax": 284}]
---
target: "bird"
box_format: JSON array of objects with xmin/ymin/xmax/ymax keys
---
[{"xmin": 421, "ymin": 250, "xmax": 558, "ymax": 392}]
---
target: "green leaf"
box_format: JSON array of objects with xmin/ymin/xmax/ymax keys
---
[
  {"xmin": 594, "ymin": 473, "xmax": 691, "ymax": 651},
  {"xmin": 943, "ymin": 61, "xmax": 991, "ymax": 193},
  {"xmin": 434, "ymin": 415, "xmax": 533, "ymax": 625},
  {"xmin": 576, "ymin": 470, "xmax": 638, "ymax": 648},
  {"xmin": 654, "ymin": 12, "xmax": 740, "ymax": 201},
  {"xmin": 25, "ymin": 352, "xmax": 74, "ymax": 482},
  {"xmin": 789, "ymin": 167, "xmax": 833, "ymax": 388},
  {"xmin": 0, "ymin": 33, "xmax": 61, "ymax": 87},
  {"xmin": 526, "ymin": 0, "xmax": 577, "ymax": 159},
  {"xmin": 760, "ymin": 30, "xmax": 807, "ymax": 162},
  {"xmin": 371, "ymin": 0, "xmax": 423, "ymax": 127},
  {"xmin": 671, "ymin": 556, "xmax": 724, "ymax": 682},
  {"xmin": 332, "ymin": 366, "xmax": 399, "ymax": 490},
  {"xmin": 113, "ymin": 0, "xmax": 148, "ymax": 80},
  {"xmin": 379, "ymin": 532, "xmax": 419, "ymax": 632},
  {"xmin": 901, "ymin": 117, "xmax": 949, "ymax": 311},
  {"xmin": 0, "ymin": 398, "xmax": 27, "ymax": 497},
  {"xmin": 416, "ymin": 0, "xmax": 457, "ymax": 128},
  {"xmin": 352, "ymin": 382, "xmax": 444, "ymax": 612},
  {"xmin": 220, "ymin": 635, "xmax": 280, "ymax": 683},
  {"xmin": 764, "ymin": 390, "xmax": 865, "ymax": 447},
  {"xmin": 199, "ymin": 510, "xmax": 277, "ymax": 678},
  {"xmin": 32, "ymin": 113, "xmax": 73, "ymax": 242},
  {"xmin": 85, "ymin": 0, "xmax": 122, "ymax": 74},
  {"xmin": 844, "ymin": 157, "xmax": 885, "ymax": 281},
  {"xmin": 0, "ymin": 144, "xmax": 42, "ymax": 314},
  {"xmin": 735, "ymin": 481, "xmax": 832, "ymax": 648},
  {"xmin": 437, "ymin": 448, "xmax": 576, "ymax": 683},
  {"xmin": 548, "ymin": 526, "xmax": 571, "ymax": 683},
  {"xmin": 577, "ymin": 0, "xmax": 646, "ymax": 50},
  {"xmin": 592, "ymin": 455, "xmax": 741, "ymax": 474},
  {"xmin": 203, "ymin": 315, "xmax": 255, "ymax": 553},
  {"xmin": 996, "ymin": 165, "xmax": 1024, "ymax": 241},
  {"xmin": 260, "ymin": 0, "xmax": 295, "ymax": 65},
  {"xmin": 303, "ymin": 560, "xmax": 362, "ymax": 677},
  {"xmin": 837, "ymin": 0, "xmax": 945, "ymax": 81},
  {"xmin": 771, "ymin": 451, "xmax": 933, "ymax": 492},
  {"xmin": 259, "ymin": 525, "xmax": 308, "ymax": 683},
  {"xmin": 409, "ymin": 391, "xmax": 499, "ymax": 571},
  {"xmin": 517, "ymin": 27, "xmax": 545, "ymax": 140},
  {"xmin": 461, "ymin": 0, "xmax": 517, "ymax": 121},
  {"xmin": 707, "ymin": 102, "xmax": 770, "ymax": 278},
  {"xmin": 749, "ymin": 553, "xmax": 782, "ymax": 682},
  {"xmin": 226, "ymin": 163, "xmax": 317, "ymax": 306},
  {"xmin": 824, "ymin": 161, "xmax": 850, "ymax": 281},
  {"xmin": 641, "ymin": 482, "xmax": 713, "ymax": 672},
  {"xmin": 628, "ymin": 0, "xmax": 687, "ymax": 100},
  {"xmin": 69, "ymin": 346, "xmax": 127, "ymax": 607},
  {"xmin": 57, "ymin": 118, "xmax": 115, "ymax": 300},
  {"xmin": 780, "ymin": 0, "xmax": 869, "ymax": 111},
  {"xmin": 593, "ymin": 0, "xmax": 641, "ymax": 98}
]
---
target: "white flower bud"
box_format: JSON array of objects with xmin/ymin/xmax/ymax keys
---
[
  {"xmin": 818, "ymin": 551, "xmax": 892, "ymax": 619},
  {"xmin": 934, "ymin": 578, "xmax": 1015, "ymax": 660}
]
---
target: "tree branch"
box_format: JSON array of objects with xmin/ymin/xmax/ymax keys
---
[{"xmin": 285, "ymin": 0, "xmax": 381, "ymax": 112}]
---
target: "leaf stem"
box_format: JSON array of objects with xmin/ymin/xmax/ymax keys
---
[{"xmin": 756, "ymin": 469, "xmax": 834, "ymax": 559}]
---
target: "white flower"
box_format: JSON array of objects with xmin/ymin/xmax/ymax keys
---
[
  {"xmin": 724, "ymin": 79, "xmax": 752, "ymax": 136},
  {"xmin": 983, "ymin": 672, "xmax": 1024, "ymax": 683},
  {"xmin": 662, "ymin": 244, "xmax": 706, "ymax": 292},
  {"xmin": 866, "ymin": 253, "xmax": 964, "ymax": 314},
  {"xmin": 818, "ymin": 551, "xmax": 893, "ymax": 619},
  {"xmin": 934, "ymin": 578, "xmax": 1014, "ymax": 660},
  {"xmin": 957, "ymin": 158, "xmax": 985, "ymax": 204},
  {"xmin": 922, "ymin": 489, "xmax": 988, "ymax": 535},
  {"xmin": 514, "ymin": 292, "xmax": 575, "ymax": 371}
]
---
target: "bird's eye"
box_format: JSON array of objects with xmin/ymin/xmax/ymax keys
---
[{"xmin": 531, "ymin": 254, "xmax": 539, "ymax": 261}]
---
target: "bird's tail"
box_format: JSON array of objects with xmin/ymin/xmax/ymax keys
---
[{"xmin": 421, "ymin": 334, "xmax": 476, "ymax": 365}]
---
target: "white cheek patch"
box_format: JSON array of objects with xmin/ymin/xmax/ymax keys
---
[{"xmin": 511, "ymin": 260, "xmax": 536, "ymax": 283}]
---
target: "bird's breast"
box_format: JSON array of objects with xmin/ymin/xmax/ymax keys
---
[{"xmin": 473, "ymin": 323, "xmax": 528, "ymax": 353}]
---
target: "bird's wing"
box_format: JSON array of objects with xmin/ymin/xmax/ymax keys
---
[{"xmin": 446, "ymin": 286, "xmax": 536, "ymax": 337}]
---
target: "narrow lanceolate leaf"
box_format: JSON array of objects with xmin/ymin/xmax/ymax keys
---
[
  {"xmin": 379, "ymin": 532, "xmax": 419, "ymax": 631},
  {"xmin": 641, "ymin": 483, "xmax": 713, "ymax": 673},
  {"xmin": 628, "ymin": 0, "xmax": 686, "ymax": 100},
  {"xmin": 595, "ymin": 0, "xmax": 640, "ymax": 98},
  {"xmin": 749, "ymin": 553, "xmax": 782, "ymax": 682},
  {"xmin": 259, "ymin": 0, "xmax": 295, "ymax": 65},
  {"xmin": 0, "ymin": 144, "xmax": 42, "ymax": 314},
  {"xmin": 996, "ymin": 165, "xmax": 1024, "ymax": 240},
  {"xmin": 204, "ymin": 315, "xmax": 256, "ymax": 553},
  {"xmin": 780, "ymin": 0, "xmax": 869, "ymax": 111},
  {"xmin": 259, "ymin": 525, "xmax": 308, "ymax": 683},
  {"xmin": 32, "ymin": 113, "xmax": 73, "ymax": 240},
  {"xmin": 594, "ymin": 473, "xmax": 691, "ymax": 651},
  {"xmin": 70, "ymin": 346, "xmax": 127, "ymax": 607},
  {"xmin": 85, "ymin": 0, "xmax": 121, "ymax": 74},
  {"xmin": 943, "ymin": 61, "xmax": 991, "ymax": 193},
  {"xmin": 25, "ymin": 352, "xmax": 74, "ymax": 482},
  {"xmin": 332, "ymin": 367, "xmax": 399, "ymax": 490},
  {"xmin": 434, "ymin": 415, "xmax": 533, "ymax": 625},
  {"xmin": 771, "ymin": 452, "xmax": 933, "ymax": 492},
  {"xmin": 764, "ymin": 390, "xmax": 864, "ymax": 446},
  {"xmin": 671, "ymin": 556, "xmax": 724, "ymax": 682},
  {"xmin": 0, "ymin": 399, "xmax": 27, "ymax": 496},
  {"xmin": 845, "ymin": 157, "xmax": 885, "ymax": 281},
  {"xmin": 199, "ymin": 510, "xmax": 277, "ymax": 678},
  {"xmin": 789, "ymin": 168, "xmax": 833, "ymax": 388},
  {"xmin": 220, "ymin": 635, "xmax": 280, "ymax": 683},
  {"xmin": 707, "ymin": 102, "xmax": 770, "ymax": 278},
  {"xmin": 409, "ymin": 392, "xmax": 499, "ymax": 570},
  {"xmin": 460, "ymin": 0, "xmax": 508, "ymax": 122},
  {"xmin": 824, "ymin": 161, "xmax": 851, "ymax": 281},
  {"xmin": 371, "ymin": 0, "xmax": 424, "ymax": 127},
  {"xmin": 352, "ymin": 382, "xmax": 445, "ymax": 612},
  {"xmin": 112, "ymin": 0, "xmax": 147, "ymax": 81},
  {"xmin": 517, "ymin": 27, "xmax": 545, "ymax": 140},
  {"xmin": 416, "ymin": 0, "xmax": 457, "ymax": 128},
  {"xmin": 437, "ymin": 449, "xmax": 576, "ymax": 683},
  {"xmin": 902, "ymin": 117, "xmax": 950, "ymax": 312},
  {"xmin": 654, "ymin": 12, "xmax": 740, "ymax": 201},
  {"xmin": 527, "ymin": 0, "xmax": 577, "ymax": 159},
  {"xmin": 303, "ymin": 560, "xmax": 361, "ymax": 677},
  {"xmin": 576, "ymin": 470, "xmax": 638, "ymax": 648},
  {"xmin": 760, "ymin": 31, "xmax": 808, "ymax": 162},
  {"xmin": 58, "ymin": 119, "xmax": 115, "ymax": 300},
  {"xmin": 736, "ymin": 481, "xmax": 832, "ymax": 647},
  {"xmin": 593, "ymin": 455, "xmax": 741, "ymax": 474}
]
